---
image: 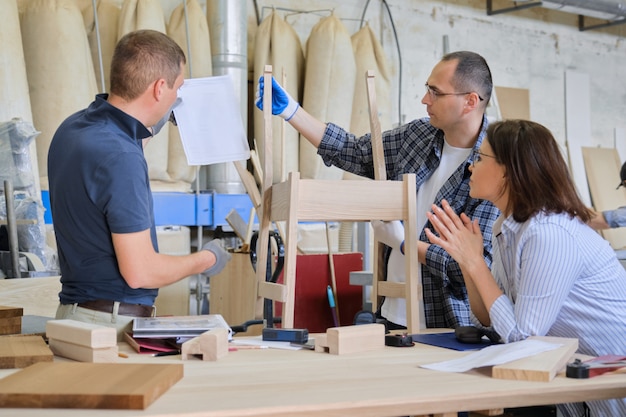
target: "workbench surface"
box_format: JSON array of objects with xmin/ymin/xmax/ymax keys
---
[{"xmin": 0, "ymin": 337, "xmax": 625, "ymax": 417}]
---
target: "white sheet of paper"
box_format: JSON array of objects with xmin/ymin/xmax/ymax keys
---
[
  {"xmin": 173, "ymin": 75, "xmax": 250, "ymax": 165},
  {"xmin": 420, "ymin": 339, "xmax": 562, "ymax": 373},
  {"xmin": 230, "ymin": 336, "xmax": 302, "ymax": 350}
]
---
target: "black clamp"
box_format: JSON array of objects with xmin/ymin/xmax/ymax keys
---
[
  {"xmin": 566, "ymin": 359, "xmax": 590, "ymax": 379},
  {"xmin": 385, "ymin": 332, "xmax": 414, "ymax": 347}
]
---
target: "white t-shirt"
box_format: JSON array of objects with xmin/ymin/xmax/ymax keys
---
[{"xmin": 381, "ymin": 140, "xmax": 471, "ymax": 326}]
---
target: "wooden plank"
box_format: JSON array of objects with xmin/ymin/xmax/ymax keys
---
[
  {"xmin": 0, "ymin": 276, "xmax": 60, "ymax": 318},
  {"xmin": 0, "ymin": 335, "xmax": 52, "ymax": 369},
  {"xmin": 494, "ymin": 86, "xmax": 530, "ymax": 120},
  {"xmin": 565, "ymin": 70, "xmax": 592, "ymax": 206},
  {"xmin": 48, "ymin": 339, "xmax": 118, "ymax": 363},
  {"xmin": 0, "ymin": 362, "xmax": 183, "ymax": 409},
  {"xmin": 582, "ymin": 146, "xmax": 626, "ymax": 250},
  {"xmin": 45, "ymin": 319, "xmax": 116, "ymax": 349},
  {"xmin": 0, "ymin": 306, "xmax": 23, "ymax": 319},
  {"xmin": 492, "ymin": 336, "xmax": 578, "ymax": 382},
  {"xmin": 366, "ymin": 70, "xmax": 385, "ymax": 181},
  {"xmin": 0, "ymin": 316, "xmax": 21, "ymax": 335}
]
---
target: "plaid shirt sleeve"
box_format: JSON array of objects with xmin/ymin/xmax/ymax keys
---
[{"xmin": 421, "ymin": 198, "xmax": 499, "ymax": 328}]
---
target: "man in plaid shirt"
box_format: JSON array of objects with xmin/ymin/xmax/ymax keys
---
[{"xmin": 256, "ymin": 51, "xmax": 499, "ymax": 329}]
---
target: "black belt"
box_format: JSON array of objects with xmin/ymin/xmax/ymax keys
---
[{"xmin": 76, "ymin": 300, "xmax": 154, "ymax": 317}]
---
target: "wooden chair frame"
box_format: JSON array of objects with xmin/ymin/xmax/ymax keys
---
[{"xmin": 255, "ymin": 65, "xmax": 424, "ymax": 333}]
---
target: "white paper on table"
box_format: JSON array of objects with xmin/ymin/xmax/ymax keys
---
[
  {"xmin": 420, "ymin": 339, "xmax": 562, "ymax": 373},
  {"xmin": 173, "ymin": 75, "xmax": 250, "ymax": 165},
  {"xmin": 230, "ymin": 336, "xmax": 303, "ymax": 350}
]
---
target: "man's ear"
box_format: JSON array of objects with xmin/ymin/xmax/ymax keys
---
[
  {"xmin": 152, "ymin": 78, "xmax": 166, "ymax": 101},
  {"xmin": 465, "ymin": 91, "xmax": 481, "ymax": 110}
]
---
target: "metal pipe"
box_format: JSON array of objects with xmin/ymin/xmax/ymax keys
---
[
  {"xmin": 4, "ymin": 181, "xmax": 21, "ymax": 278},
  {"xmin": 204, "ymin": 0, "xmax": 247, "ymax": 194}
]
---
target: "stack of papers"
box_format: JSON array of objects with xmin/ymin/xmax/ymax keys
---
[{"xmin": 132, "ymin": 314, "xmax": 232, "ymax": 341}]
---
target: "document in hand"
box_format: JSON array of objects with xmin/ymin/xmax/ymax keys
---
[
  {"xmin": 173, "ymin": 75, "xmax": 250, "ymax": 166},
  {"xmin": 132, "ymin": 314, "xmax": 232, "ymax": 341}
]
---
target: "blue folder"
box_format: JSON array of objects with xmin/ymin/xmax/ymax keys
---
[{"xmin": 411, "ymin": 332, "xmax": 496, "ymax": 351}]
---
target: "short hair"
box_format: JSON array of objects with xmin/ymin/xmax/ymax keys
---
[
  {"xmin": 486, "ymin": 119, "xmax": 592, "ymax": 223},
  {"xmin": 110, "ymin": 30, "xmax": 186, "ymax": 101},
  {"xmin": 442, "ymin": 51, "xmax": 492, "ymax": 106}
]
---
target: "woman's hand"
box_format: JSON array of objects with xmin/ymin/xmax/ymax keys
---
[{"xmin": 424, "ymin": 199, "xmax": 484, "ymax": 269}]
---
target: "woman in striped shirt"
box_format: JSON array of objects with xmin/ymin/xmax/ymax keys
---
[{"xmin": 425, "ymin": 119, "xmax": 626, "ymax": 417}]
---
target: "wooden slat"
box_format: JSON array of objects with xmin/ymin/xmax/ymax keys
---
[
  {"xmin": 0, "ymin": 335, "xmax": 52, "ymax": 369},
  {"xmin": 366, "ymin": 70, "xmax": 385, "ymax": 181},
  {"xmin": 0, "ymin": 362, "xmax": 183, "ymax": 409},
  {"xmin": 492, "ymin": 336, "xmax": 578, "ymax": 382}
]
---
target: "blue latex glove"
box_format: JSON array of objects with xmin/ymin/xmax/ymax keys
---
[
  {"xmin": 201, "ymin": 239, "xmax": 232, "ymax": 276},
  {"xmin": 151, "ymin": 97, "xmax": 182, "ymax": 136},
  {"xmin": 255, "ymin": 76, "xmax": 299, "ymax": 121}
]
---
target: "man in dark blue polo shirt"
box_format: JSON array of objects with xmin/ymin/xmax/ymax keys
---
[{"xmin": 48, "ymin": 30, "xmax": 230, "ymax": 340}]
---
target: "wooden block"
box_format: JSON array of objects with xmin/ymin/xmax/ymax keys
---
[
  {"xmin": 0, "ymin": 316, "xmax": 22, "ymax": 335},
  {"xmin": 45, "ymin": 319, "xmax": 116, "ymax": 348},
  {"xmin": 48, "ymin": 338, "xmax": 119, "ymax": 363},
  {"xmin": 0, "ymin": 306, "xmax": 23, "ymax": 319},
  {"xmin": 0, "ymin": 362, "xmax": 183, "ymax": 409},
  {"xmin": 315, "ymin": 324, "xmax": 385, "ymax": 355},
  {"xmin": 492, "ymin": 336, "xmax": 579, "ymax": 382},
  {"xmin": 181, "ymin": 328, "xmax": 229, "ymax": 361},
  {"xmin": 0, "ymin": 335, "xmax": 53, "ymax": 369}
]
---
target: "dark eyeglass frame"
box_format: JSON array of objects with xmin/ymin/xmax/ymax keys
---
[
  {"xmin": 425, "ymin": 83, "xmax": 484, "ymax": 102},
  {"xmin": 472, "ymin": 150, "xmax": 497, "ymax": 166}
]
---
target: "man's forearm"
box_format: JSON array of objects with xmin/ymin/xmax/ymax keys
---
[{"xmin": 287, "ymin": 106, "xmax": 327, "ymax": 148}]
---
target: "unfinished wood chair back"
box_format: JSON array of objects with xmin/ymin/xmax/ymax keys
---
[
  {"xmin": 255, "ymin": 65, "xmax": 424, "ymax": 333},
  {"xmin": 366, "ymin": 70, "xmax": 425, "ymax": 334}
]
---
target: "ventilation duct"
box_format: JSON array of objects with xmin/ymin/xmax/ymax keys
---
[
  {"xmin": 487, "ymin": 0, "xmax": 626, "ymax": 31},
  {"xmin": 541, "ymin": 0, "xmax": 626, "ymax": 20}
]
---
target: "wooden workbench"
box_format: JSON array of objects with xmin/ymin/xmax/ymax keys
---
[{"xmin": 0, "ymin": 338, "xmax": 625, "ymax": 417}]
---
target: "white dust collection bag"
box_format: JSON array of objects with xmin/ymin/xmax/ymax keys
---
[
  {"xmin": 165, "ymin": 0, "xmax": 212, "ymax": 190},
  {"xmin": 1, "ymin": 0, "xmax": 33, "ymax": 123},
  {"xmin": 253, "ymin": 11, "xmax": 304, "ymax": 184},
  {"xmin": 19, "ymin": 0, "xmax": 98, "ymax": 190},
  {"xmin": 339, "ymin": 24, "xmax": 393, "ymax": 252},
  {"xmin": 118, "ymin": 0, "xmax": 171, "ymax": 183},
  {"xmin": 300, "ymin": 14, "xmax": 356, "ymax": 181}
]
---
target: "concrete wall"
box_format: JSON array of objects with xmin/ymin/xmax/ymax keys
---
[
  {"xmin": 244, "ymin": 0, "xmax": 625, "ymax": 158},
  {"xmin": 96, "ymin": 0, "xmax": 626, "ymax": 155}
]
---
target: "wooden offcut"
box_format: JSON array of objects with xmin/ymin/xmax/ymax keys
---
[
  {"xmin": 0, "ymin": 335, "xmax": 52, "ymax": 369},
  {"xmin": 492, "ymin": 336, "xmax": 579, "ymax": 382},
  {"xmin": 0, "ymin": 362, "xmax": 183, "ymax": 409},
  {"xmin": 0, "ymin": 306, "xmax": 23, "ymax": 335},
  {"xmin": 0, "ymin": 306, "xmax": 23, "ymax": 318},
  {"xmin": 181, "ymin": 328, "xmax": 229, "ymax": 361},
  {"xmin": 45, "ymin": 319, "xmax": 116, "ymax": 349},
  {"xmin": 315, "ymin": 324, "xmax": 385, "ymax": 355},
  {"xmin": 48, "ymin": 338, "xmax": 118, "ymax": 363}
]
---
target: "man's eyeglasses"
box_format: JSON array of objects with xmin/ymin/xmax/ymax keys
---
[
  {"xmin": 425, "ymin": 83, "xmax": 484, "ymax": 102},
  {"xmin": 472, "ymin": 150, "xmax": 496, "ymax": 166}
]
